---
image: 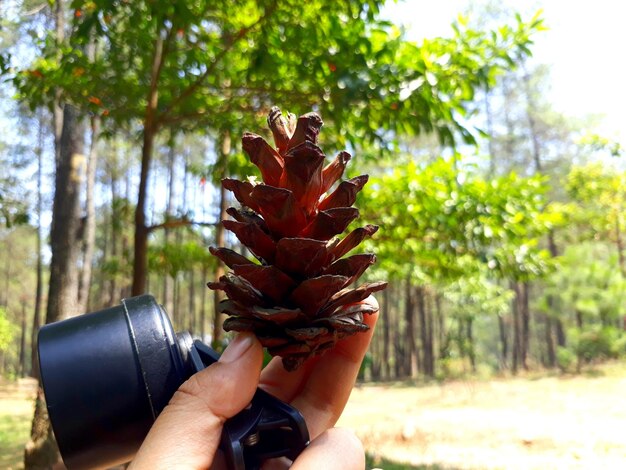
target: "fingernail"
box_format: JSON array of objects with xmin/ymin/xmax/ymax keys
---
[{"xmin": 219, "ymin": 334, "xmax": 254, "ymax": 363}]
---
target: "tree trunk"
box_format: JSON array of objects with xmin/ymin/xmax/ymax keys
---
[
  {"xmin": 20, "ymin": 303, "xmax": 27, "ymax": 377},
  {"xmin": 612, "ymin": 217, "xmax": 626, "ymax": 330},
  {"xmin": 403, "ymin": 276, "xmax": 418, "ymax": 378},
  {"xmin": 416, "ymin": 286, "xmax": 434, "ymax": 377},
  {"xmin": 76, "ymin": 37, "xmax": 100, "ymax": 312},
  {"xmin": 200, "ymin": 177, "xmax": 208, "ymax": 340},
  {"xmin": 165, "ymin": 155, "xmax": 189, "ymax": 329},
  {"xmin": 52, "ymin": 0, "xmax": 64, "ymax": 171},
  {"xmin": 188, "ymin": 268, "xmax": 196, "ymax": 333},
  {"xmin": 370, "ymin": 324, "xmax": 381, "ymax": 381},
  {"xmin": 457, "ymin": 318, "xmax": 466, "ymax": 361},
  {"xmin": 132, "ymin": 125, "xmax": 155, "ymax": 296},
  {"xmin": 132, "ymin": 33, "xmax": 165, "ymax": 296},
  {"xmin": 382, "ymin": 285, "xmax": 391, "ymax": 380},
  {"xmin": 107, "ymin": 203, "xmax": 117, "ymax": 305},
  {"xmin": 25, "ymin": 389, "xmax": 58, "ymax": 470},
  {"xmin": 427, "ymin": 291, "xmax": 434, "ymax": 375},
  {"xmin": 511, "ymin": 281, "xmax": 521, "ymax": 374},
  {"xmin": 520, "ymin": 282, "xmax": 530, "ymax": 370},
  {"xmin": 179, "ymin": 155, "xmax": 190, "ymax": 330},
  {"xmin": 575, "ymin": 311, "xmax": 584, "ymax": 372},
  {"xmin": 466, "ymin": 317, "xmax": 476, "ymax": 373},
  {"xmin": 25, "ymin": 103, "xmax": 85, "ymax": 470},
  {"xmin": 107, "ymin": 155, "xmax": 119, "ymax": 306},
  {"xmin": 2, "ymin": 236, "xmax": 9, "ymax": 308},
  {"xmin": 201, "ymin": 263, "xmax": 208, "ymax": 339},
  {"xmin": 434, "ymin": 294, "xmax": 443, "ymax": 349},
  {"xmin": 555, "ymin": 318, "xmax": 566, "ymax": 347},
  {"xmin": 121, "ymin": 160, "xmax": 132, "ymax": 299},
  {"xmin": 544, "ymin": 315, "xmax": 556, "ymax": 368},
  {"xmin": 163, "ymin": 135, "xmax": 177, "ymax": 314},
  {"xmin": 45, "ymin": 105, "xmax": 85, "ymax": 322},
  {"xmin": 31, "ymin": 113, "xmax": 45, "ymax": 380},
  {"xmin": 544, "ymin": 231, "xmax": 559, "ymax": 367},
  {"xmin": 212, "ymin": 131, "xmax": 231, "ymax": 349},
  {"xmin": 77, "ymin": 116, "xmax": 100, "ymax": 313},
  {"xmin": 393, "ymin": 295, "xmax": 403, "ymax": 379},
  {"xmin": 98, "ymin": 205, "xmax": 109, "ymax": 307},
  {"xmin": 173, "ymin": 274, "xmax": 180, "ymax": 329},
  {"xmin": 498, "ymin": 313, "xmax": 508, "ymax": 369}
]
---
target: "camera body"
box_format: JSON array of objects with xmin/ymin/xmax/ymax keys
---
[{"xmin": 38, "ymin": 295, "xmax": 308, "ymax": 470}]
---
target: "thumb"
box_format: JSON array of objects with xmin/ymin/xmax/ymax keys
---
[{"xmin": 130, "ymin": 333, "xmax": 264, "ymax": 470}]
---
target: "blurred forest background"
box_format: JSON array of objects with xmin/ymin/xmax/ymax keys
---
[{"xmin": 1, "ymin": 0, "xmax": 626, "ymax": 467}]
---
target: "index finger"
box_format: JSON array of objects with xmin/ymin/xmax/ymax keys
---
[
  {"xmin": 259, "ymin": 296, "xmax": 379, "ymax": 438},
  {"xmin": 291, "ymin": 305, "xmax": 378, "ymax": 438}
]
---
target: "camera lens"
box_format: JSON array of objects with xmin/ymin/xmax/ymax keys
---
[{"xmin": 38, "ymin": 295, "xmax": 188, "ymax": 470}]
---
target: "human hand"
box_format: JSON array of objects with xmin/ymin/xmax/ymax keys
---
[{"xmin": 130, "ymin": 296, "xmax": 379, "ymax": 470}]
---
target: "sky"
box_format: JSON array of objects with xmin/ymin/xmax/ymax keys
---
[{"xmin": 384, "ymin": 0, "xmax": 626, "ymax": 147}]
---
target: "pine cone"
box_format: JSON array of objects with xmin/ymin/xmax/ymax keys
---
[{"xmin": 208, "ymin": 107, "xmax": 386, "ymax": 371}]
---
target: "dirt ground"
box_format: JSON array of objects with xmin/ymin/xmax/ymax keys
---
[
  {"xmin": 2, "ymin": 366, "xmax": 626, "ymax": 470},
  {"xmin": 338, "ymin": 365, "xmax": 626, "ymax": 469},
  {"xmin": 0, "ymin": 378, "xmax": 37, "ymax": 470}
]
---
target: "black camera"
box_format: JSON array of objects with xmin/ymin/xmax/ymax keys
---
[{"xmin": 38, "ymin": 295, "xmax": 309, "ymax": 470}]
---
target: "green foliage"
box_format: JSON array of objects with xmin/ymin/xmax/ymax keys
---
[
  {"xmin": 0, "ymin": 139, "xmax": 31, "ymax": 228},
  {"xmin": 0, "ymin": 194, "xmax": 29, "ymax": 227},
  {"xmin": 0, "ymin": 307, "xmax": 16, "ymax": 353},
  {"xmin": 578, "ymin": 133, "xmax": 624, "ymax": 158},
  {"xmin": 573, "ymin": 326, "xmax": 625, "ymax": 363},
  {"xmin": 100, "ymin": 256, "xmax": 131, "ymax": 278},
  {"xmin": 540, "ymin": 243, "xmax": 626, "ymax": 326},
  {"xmin": 565, "ymin": 163, "xmax": 626, "ymax": 245},
  {"xmin": 556, "ymin": 346, "xmax": 575, "ymax": 372},
  {"xmin": 540, "ymin": 242, "xmax": 626, "ymax": 371},
  {"xmin": 148, "ymin": 239, "xmax": 216, "ymax": 278},
  {"xmin": 10, "ymin": 1, "xmax": 544, "ymax": 151},
  {"xmin": 0, "ymin": 227, "xmax": 37, "ymax": 374},
  {"xmin": 362, "ymin": 157, "xmax": 554, "ymax": 282},
  {"xmin": 443, "ymin": 270, "xmax": 513, "ymax": 320},
  {"xmin": 110, "ymin": 196, "xmax": 134, "ymax": 234},
  {"xmin": 98, "ymin": 196, "xmax": 135, "ymax": 281}
]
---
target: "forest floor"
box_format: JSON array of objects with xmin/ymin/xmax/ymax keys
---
[
  {"xmin": 0, "ymin": 377, "xmax": 36, "ymax": 470},
  {"xmin": 1, "ymin": 363, "xmax": 626, "ymax": 470},
  {"xmin": 340, "ymin": 362, "xmax": 626, "ymax": 469}
]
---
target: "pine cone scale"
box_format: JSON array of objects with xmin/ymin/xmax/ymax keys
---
[
  {"xmin": 320, "ymin": 151, "xmax": 351, "ymax": 194},
  {"xmin": 274, "ymin": 238, "xmax": 330, "ymax": 278},
  {"xmin": 267, "ymin": 106, "xmax": 296, "ymax": 153},
  {"xmin": 242, "ymin": 133, "xmax": 284, "ymax": 186},
  {"xmin": 288, "ymin": 274, "xmax": 350, "ymax": 316},
  {"xmin": 249, "ymin": 185, "xmax": 306, "ymax": 237},
  {"xmin": 222, "ymin": 220, "xmax": 276, "ymax": 263},
  {"xmin": 232, "ymin": 264, "xmax": 296, "ymax": 303}
]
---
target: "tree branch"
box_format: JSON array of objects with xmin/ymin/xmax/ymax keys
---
[
  {"xmin": 159, "ymin": 86, "xmax": 320, "ymax": 126},
  {"xmin": 145, "ymin": 25, "xmax": 175, "ymax": 130},
  {"xmin": 160, "ymin": 103, "xmax": 254, "ymax": 126},
  {"xmin": 156, "ymin": 1, "xmax": 278, "ymax": 123},
  {"xmin": 147, "ymin": 218, "xmax": 219, "ymax": 233}
]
